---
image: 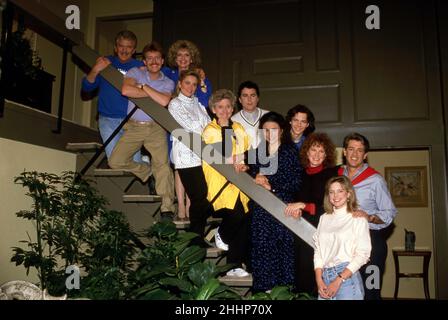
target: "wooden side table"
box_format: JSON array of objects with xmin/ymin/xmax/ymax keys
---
[{"xmin": 392, "ymin": 249, "xmax": 431, "ymax": 299}]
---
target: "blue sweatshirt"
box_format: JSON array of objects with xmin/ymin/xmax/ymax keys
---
[{"xmin": 81, "ymin": 55, "xmax": 143, "ymax": 118}]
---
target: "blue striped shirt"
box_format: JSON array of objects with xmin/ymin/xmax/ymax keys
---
[{"xmin": 342, "ymin": 163, "xmax": 397, "ymax": 230}]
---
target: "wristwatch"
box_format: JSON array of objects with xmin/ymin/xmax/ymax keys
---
[{"xmin": 337, "ymin": 274, "xmax": 346, "ymax": 282}]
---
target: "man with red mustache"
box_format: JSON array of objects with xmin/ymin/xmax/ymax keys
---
[{"xmin": 109, "ymin": 41, "xmax": 176, "ymax": 221}]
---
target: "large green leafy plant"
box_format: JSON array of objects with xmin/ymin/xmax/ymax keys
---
[
  {"xmin": 12, "ymin": 171, "xmax": 136, "ymax": 298},
  {"xmin": 127, "ymin": 221, "xmax": 241, "ymax": 300}
]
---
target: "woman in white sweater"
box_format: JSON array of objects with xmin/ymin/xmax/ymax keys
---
[
  {"xmin": 313, "ymin": 175, "xmax": 371, "ymax": 300},
  {"xmin": 168, "ymin": 70, "xmax": 211, "ymax": 247}
]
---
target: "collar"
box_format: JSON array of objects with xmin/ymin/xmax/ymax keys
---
[
  {"xmin": 334, "ymin": 205, "xmax": 348, "ymax": 215},
  {"xmin": 306, "ymin": 164, "xmax": 324, "ymax": 175},
  {"xmin": 212, "ymin": 117, "xmax": 233, "ymax": 128},
  {"xmin": 178, "ymin": 92, "xmax": 196, "ymax": 104},
  {"xmin": 339, "ymin": 163, "xmax": 379, "ymax": 185},
  {"xmin": 145, "ymin": 70, "xmax": 165, "ymax": 82},
  {"xmin": 239, "ymin": 108, "xmax": 262, "ymax": 127},
  {"xmin": 341, "ymin": 163, "xmax": 368, "ymax": 179},
  {"xmin": 293, "ymin": 134, "xmax": 305, "ymax": 144}
]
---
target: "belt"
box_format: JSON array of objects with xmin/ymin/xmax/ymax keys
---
[{"xmin": 129, "ymin": 119, "xmax": 153, "ymax": 125}]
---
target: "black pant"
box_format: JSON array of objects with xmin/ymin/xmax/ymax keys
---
[
  {"xmin": 293, "ymin": 235, "xmax": 317, "ymax": 296},
  {"xmin": 177, "ymin": 166, "xmax": 212, "ymax": 245},
  {"xmin": 214, "ymin": 197, "xmax": 249, "ymax": 267},
  {"xmin": 360, "ymin": 228, "xmax": 388, "ymax": 300}
]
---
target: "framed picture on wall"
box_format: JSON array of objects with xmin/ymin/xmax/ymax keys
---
[{"xmin": 385, "ymin": 166, "xmax": 428, "ymax": 207}]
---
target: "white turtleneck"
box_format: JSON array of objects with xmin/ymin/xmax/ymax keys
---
[
  {"xmin": 313, "ymin": 205, "xmax": 372, "ymax": 274},
  {"xmin": 168, "ymin": 92, "xmax": 211, "ymax": 169}
]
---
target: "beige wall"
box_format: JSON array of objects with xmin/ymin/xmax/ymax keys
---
[
  {"xmin": 0, "ymin": 138, "xmax": 76, "ymax": 285},
  {"xmin": 84, "ymin": 0, "xmax": 153, "ymax": 128},
  {"xmin": 125, "ymin": 18, "xmax": 153, "ymax": 53},
  {"xmin": 368, "ymin": 150, "xmax": 434, "ymax": 299},
  {"xmin": 86, "ymin": 0, "xmax": 153, "ymax": 48}
]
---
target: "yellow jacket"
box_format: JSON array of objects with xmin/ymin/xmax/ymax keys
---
[{"xmin": 202, "ymin": 119, "xmax": 251, "ymax": 213}]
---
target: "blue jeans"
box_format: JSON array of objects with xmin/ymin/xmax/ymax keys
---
[
  {"xmin": 318, "ymin": 262, "xmax": 364, "ymax": 300},
  {"xmin": 98, "ymin": 115, "xmax": 141, "ymax": 162}
]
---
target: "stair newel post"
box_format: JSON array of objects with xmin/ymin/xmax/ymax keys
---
[
  {"xmin": 0, "ymin": 0, "xmax": 13, "ymax": 118},
  {"xmin": 53, "ymin": 37, "xmax": 68, "ymax": 133}
]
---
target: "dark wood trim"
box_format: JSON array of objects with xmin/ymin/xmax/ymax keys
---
[{"xmin": 0, "ymin": 100, "xmax": 100, "ymax": 152}]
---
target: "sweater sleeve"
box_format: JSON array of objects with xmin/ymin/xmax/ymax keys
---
[
  {"xmin": 313, "ymin": 216, "xmax": 324, "ymax": 269},
  {"xmin": 346, "ymin": 217, "xmax": 372, "ymax": 274},
  {"xmin": 196, "ymin": 77, "xmax": 212, "ymax": 107},
  {"xmin": 81, "ymin": 75, "xmax": 100, "ymax": 92}
]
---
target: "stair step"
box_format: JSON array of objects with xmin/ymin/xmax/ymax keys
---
[
  {"xmin": 66, "ymin": 142, "xmax": 102, "ymax": 152},
  {"xmin": 93, "ymin": 168, "xmax": 135, "ymax": 177},
  {"xmin": 206, "ymin": 247, "xmax": 225, "ymax": 258},
  {"xmin": 219, "ymin": 274, "xmax": 253, "ymax": 287},
  {"xmin": 123, "ymin": 194, "xmax": 162, "ymax": 203},
  {"xmin": 173, "ymin": 217, "xmax": 222, "ymax": 230}
]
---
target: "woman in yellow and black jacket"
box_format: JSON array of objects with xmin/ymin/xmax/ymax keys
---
[{"xmin": 202, "ymin": 89, "xmax": 251, "ymax": 277}]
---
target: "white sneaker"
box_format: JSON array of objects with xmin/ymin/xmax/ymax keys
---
[
  {"xmin": 226, "ymin": 268, "xmax": 249, "ymax": 277},
  {"xmin": 141, "ymin": 155, "xmax": 150, "ymax": 165},
  {"xmin": 215, "ymin": 228, "xmax": 228, "ymax": 251}
]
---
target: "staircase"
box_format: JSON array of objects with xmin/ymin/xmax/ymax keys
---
[{"xmin": 66, "ymin": 142, "xmax": 253, "ymax": 292}]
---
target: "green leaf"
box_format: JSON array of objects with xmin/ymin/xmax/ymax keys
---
[
  {"xmin": 172, "ymin": 232, "xmax": 198, "ymax": 255},
  {"xmin": 15, "ymin": 210, "xmax": 36, "ymax": 220},
  {"xmin": 149, "ymin": 221, "xmax": 177, "ymax": 239},
  {"xmin": 250, "ymin": 292, "xmax": 271, "ymax": 300},
  {"xmin": 195, "ymin": 278, "xmax": 220, "ymax": 300},
  {"xmin": 141, "ymin": 288, "xmax": 174, "ymax": 300},
  {"xmin": 178, "ymin": 246, "xmax": 205, "ymax": 270},
  {"xmin": 131, "ymin": 283, "xmax": 159, "ymax": 298},
  {"xmin": 159, "ymin": 277, "xmax": 193, "ymax": 293},
  {"xmin": 187, "ymin": 262, "xmax": 215, "ymax": 287},
  {"xmin": 212, "ymin": 290, "xmax": 242, "ymax": 300},
  {"xmin": 269, "ymin": 285, "xmax": 294, "ymax": 300}
]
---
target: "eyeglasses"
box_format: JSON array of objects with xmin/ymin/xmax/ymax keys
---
[{"xmin": 146, "ymin": 56, "xmax": 162, "ymax": 62}]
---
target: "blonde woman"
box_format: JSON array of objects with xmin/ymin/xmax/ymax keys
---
[
  {"xmin": 163, "ymin": 40, "xmax": 213, "ymax": 220},
  {"xmin": 202, "ymin": 89, "xmax": 251, "ymax": 277},
  {"xmin": 313, "ymin": 175, "xmax": 371, "ymax": 300},
  {"xmin": 168, "ymin": 70, "xmax": 211, "ymax": 247}
]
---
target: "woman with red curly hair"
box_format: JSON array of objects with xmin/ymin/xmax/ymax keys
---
[{"xmin": 284, "ymin": 132, "xmax": 339, "ymax": 296}]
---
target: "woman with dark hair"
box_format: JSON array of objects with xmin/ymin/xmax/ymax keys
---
[
  {"xmin": 284, "ymin": 104, "xmax": 316, "ymax": 151},
  {"xmin": 284, "ymin": 132, "xmax": 339, "ymax": 296},
  {"xmin": 249, "ymin": 111, "xmax": 303, "ymax": 292}
]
